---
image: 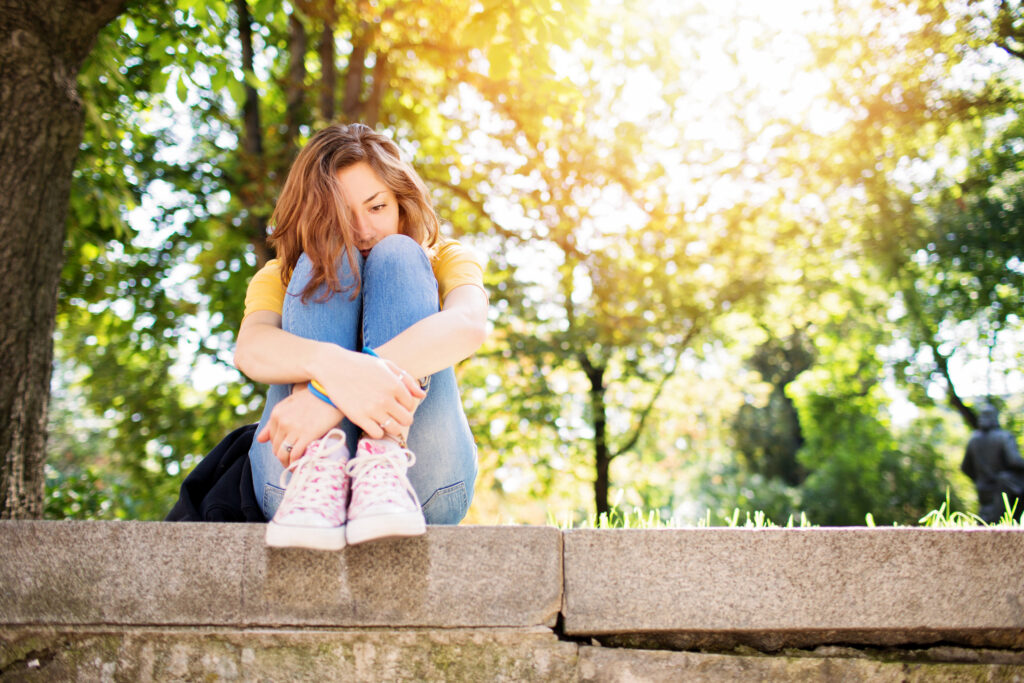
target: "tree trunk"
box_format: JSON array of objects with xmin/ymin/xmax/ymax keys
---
[
  {"xmin": 318, "ymin": 18, "xmax": 336, "ymax": 121},
  {"xmin": 284, "ymin": 11, "xmax": 308, "ymax": 154},
  {"xmin": 235, "ymin": 0, "xmax": 263, "ymax": 159},
  {"xmin": 363, "ymin": 51, "xmax": 387, "ymax": 128},
  {"xmin": 234, "ymin": 0, "xmax": 271, "ymax": 267},
  {"xmin": 0, "ymin": 0, "xmax": 126, "ymax": 518},
  {"xmin": 582, "ymin": 357, "xmax": 611, "ymax": 517},
  {"xmin": 341, "ymin": 22, "xmax": 370, "ymax": 120}
]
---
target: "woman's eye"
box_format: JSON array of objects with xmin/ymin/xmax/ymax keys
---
[{"xmin": 370, "ymin": 203, "xmax": 387, "ymax": 212}]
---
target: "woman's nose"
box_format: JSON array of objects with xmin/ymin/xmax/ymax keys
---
[{"xmin": 353, "ymin": 215, "xmax": 371, "ymax": 239}]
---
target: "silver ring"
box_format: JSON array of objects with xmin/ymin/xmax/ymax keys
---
[
  {"xmin": 381, "ymin": 419, "xmax": 392, "ymax": 430},
  {"xmin": 284, "ymin": 442, "xmax": 294, "ymax": 453}
]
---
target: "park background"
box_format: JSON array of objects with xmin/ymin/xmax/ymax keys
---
[{"xmin": 34, "ymin": 0, "xmax": 1024, "ymax": 526}]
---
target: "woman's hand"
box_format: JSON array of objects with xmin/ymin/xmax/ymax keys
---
[
  {"xmin": 253, "ymin": 345, "xmax": 424, "ymax": 468},
  {"xmin": 316, "ymin": 353, "xmax": 425, "ymax": 440},
  {"xmin": 257, "ymin": 386, "xmax": 345, "ymax": 468}
]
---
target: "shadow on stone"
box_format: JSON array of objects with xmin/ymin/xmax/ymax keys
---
[
  {"xmin": 258, "ymin": 534, "xmax": 430, "ymax": 624},
  {"xmin": 345, "ymin": 535, "xmax": 430, "ymax": 621}
]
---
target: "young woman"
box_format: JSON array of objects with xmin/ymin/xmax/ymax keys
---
[{"xmin": 234, "ymin": 123, "xmax": 487, "ymax": 550}]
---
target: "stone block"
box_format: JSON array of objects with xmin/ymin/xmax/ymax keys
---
[
  {"xmin": 577, "ymin": 646, "xmax": 1024, "ymax": 683},
  {"xmin": 0, "ymin": 626, "xmax": 579, "ymax": 682},
  {"xmin": 243, "ymin": 523, "xmax": 562, "ymax": 627},
  {"xmin": 0, "ymin": 521, "xmax": 248, "ymax": 627},
  {"xmin": 563, "ymin": 528, "xmax": 1024, "ymax": 649},
  {"xmin": 0, "ymin": 522, "xmax": 562, "ymax": 629}
]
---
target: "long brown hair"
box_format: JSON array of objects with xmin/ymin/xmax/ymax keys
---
[{"xmin": 268, "ymin": 123, "xmax": 440, "ymax": 301}]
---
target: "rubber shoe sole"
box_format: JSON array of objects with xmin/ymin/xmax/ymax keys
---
[
  {"xmin": 346, "ymin": 510, "xmax": 425, "ymax": 545},
  {"xmin": 265, "ymin": 521, "xmax": 347, "ymax": 551}
]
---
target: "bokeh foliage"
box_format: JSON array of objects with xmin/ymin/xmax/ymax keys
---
[{"xmin": 47, "ymin": 0, "xmax": 1023, "ymax": 524}]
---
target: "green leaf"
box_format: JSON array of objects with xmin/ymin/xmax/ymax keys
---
[
  {"xmin": 150, "ymin": 68, "xmax": 171, "ymax": 94},
  {"xmin": 176, "ymin": 72, "xmax": 188, "ymax": 103}
]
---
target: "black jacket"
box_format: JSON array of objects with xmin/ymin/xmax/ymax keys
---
[{"xmin": 165, "ymin": 423, "xmax": 266, "ymax": 522}]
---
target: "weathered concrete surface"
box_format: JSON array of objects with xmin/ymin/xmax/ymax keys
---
[
  {"xmin": 577, "ymin": 646, "xmax": 1024, "ymax": 683},
  {"xmin": 0, "ymin": 522, "xmax": 562, "ymax": 628},
  {"xmin": 4, "ymin": 628, "xmax": 1021, "ymax": 683},
  {"xmin": 0, "ymin": 627, "xmax": 578, "ymax": 682},
  {"xmin": 563, "ymin": 528, "xmax": 1024, "ymax": 649}
]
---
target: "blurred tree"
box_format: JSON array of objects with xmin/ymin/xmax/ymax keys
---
[
  {"xmin": 807, "ymin": 0, "xmax": 1024, "ymax": 430},
  {"xmin": 899, "ymin": 117, "xmax": 1024, "ymax": 423},
  {"xmin": 42, "ymin": 0, "xmax": 1020, "ymax": 525},
  {"xmin": 466, "ymin": 2, "xmax": 828, "ymax": 517}
]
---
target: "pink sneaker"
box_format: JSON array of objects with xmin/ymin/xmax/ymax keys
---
[
  {"xmin": 345, "ymin": 437, "xmax": 425, "ymax": 545},
  {"xmin": 265, "ymin": 429, "xmax": 350, "ymax": 550}
]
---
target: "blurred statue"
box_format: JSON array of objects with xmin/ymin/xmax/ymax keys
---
[{"xmin": 961, "ymin": 403, "xmax": 1024, "ymax": 523}]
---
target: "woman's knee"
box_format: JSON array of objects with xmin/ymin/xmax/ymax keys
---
[
  {"xmin": 365, "ymin": 234, "xmax": 429, "ymax": 272},
  {"xmin": 369, "ymin": 233, "xmax": 421, "ymax": 256},
  {"xmin": 286, "ymin": 252, "xmax": 360, "ymax": 299}
]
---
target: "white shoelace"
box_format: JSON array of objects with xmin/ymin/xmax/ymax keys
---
[
  {"xmin": 276, "ymin": 430, "xmax": 349, "ymax": 520},
  {"xmin": 346, "ymin": 443, "xmax": 422, "ymax": 510}
]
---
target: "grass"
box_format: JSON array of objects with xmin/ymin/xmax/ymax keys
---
[
  {"xmin": 553, "ymin": 489, "xmax": 1022, "ymax": 530},
  {"xmin": 918, "ymin": 490, "xmax": 1021, "ymax": 528},
  {"xmin": 552, "ymin": 500, "xmax": 808, "ymax": 530}
]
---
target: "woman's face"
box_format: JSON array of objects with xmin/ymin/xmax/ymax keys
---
[{"xmin": 337, "ymin": 161, "xmax": 401, "ymax": 258}]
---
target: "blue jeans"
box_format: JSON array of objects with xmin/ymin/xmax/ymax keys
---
[{"xmin": 248, "ymin": 234, "xmax": 478, "ymax": 524}]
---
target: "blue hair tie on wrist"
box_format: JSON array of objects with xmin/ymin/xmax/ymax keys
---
[
  {"xmin": 362, "ymin": 346, "xmax": 379, "ymax": 357},
  {"xmin": 308, "ymin": 379, "xmax": 336, "ymax": 408}
]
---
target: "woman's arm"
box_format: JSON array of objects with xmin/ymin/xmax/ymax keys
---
[
  {"xmin": 234, "ymin": 280, "xmax": 487, "ymax": 384},
  {"xmin": 234, "ymin": 310, "xmax": 343, "ymax": 385},
  {"xmin": 372, "ymin": 284, "xmax": 489, "ymax": 379}
]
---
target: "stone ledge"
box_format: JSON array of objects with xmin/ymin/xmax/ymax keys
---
[
  {"xmin": 563, "ymin": 527, "xmax": 1024, "ymax": 649},
  {"xmin": 3, "ymin": 522, "xmax": 1023, "ymax": 654},
  {"xmin": 0, "ymin": 522, "xmax": 562, "ymax": 629}
]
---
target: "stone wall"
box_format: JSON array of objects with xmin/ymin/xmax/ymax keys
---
[{"xmin": 1, "ymin": 522, "xmax": 1022, "ymax": 681}]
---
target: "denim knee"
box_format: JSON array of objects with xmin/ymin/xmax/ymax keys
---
[
  {"xmin": 361, "ymin": 233, "xmax": 438, "ymax": 350},
  {"xmin": 366, "ymin": 233, "xmax": 425, "ymax": 264}
]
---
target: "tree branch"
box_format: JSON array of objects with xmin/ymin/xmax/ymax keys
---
[
  {"xmin": 994, "ymin": 0, "xmax": 1024, "ymax": 64},
  {"xmin": 995, "ymin": 39, "xmax": 1024, "ymax": 62},
  {"xmin": 931, "ymin": 341, "xmax": 978, "ymax": 430},
  {"xmin": 424, "ymin": 175, "xmax": 530, "ymax": 244},
  {"xmin": 611, "ymin": 321, "xmax": 698, "ymax": 459},
  {"xmin": 901, "ymin": 282, "xmax": 978, "ymax": 429}
]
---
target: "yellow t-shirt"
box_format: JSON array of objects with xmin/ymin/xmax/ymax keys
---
[{"xmin": 243, "ymin": 238, "xmax": 486, "ymax": 319}]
